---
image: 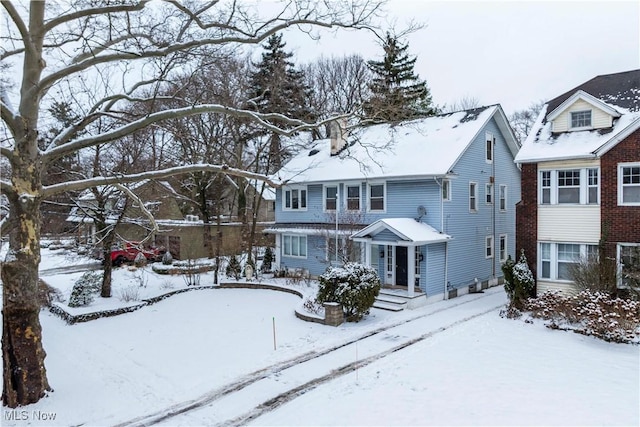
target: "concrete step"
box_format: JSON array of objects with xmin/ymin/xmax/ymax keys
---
[
  {"xmin": 372, "ymin": 300, "xmax": 406, "ymax": 312},
  {"xmin": 376, "ymin": 293, "xmax": 410, "ymax": 305}
]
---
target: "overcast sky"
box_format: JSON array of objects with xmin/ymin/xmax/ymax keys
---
[{"xmin": 284, "ymin": 0, "xmax": 640, "ymax": 115}]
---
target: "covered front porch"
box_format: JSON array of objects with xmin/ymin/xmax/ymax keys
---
[{"xmin": 352, "ymin": 218, "xmax": 452, "ymax": 298}]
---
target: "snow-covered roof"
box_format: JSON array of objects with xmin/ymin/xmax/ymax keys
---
[
  {"xmin": 516, "ymin": 70, "xmax": 640, "ymax": 164},
  {"xmin": 351, "ymin": 218, "xmax": 452, "ymax": 245},
  {"xmin": 273, "ymin": 105, "xmax": 515, "ymax": 184}
]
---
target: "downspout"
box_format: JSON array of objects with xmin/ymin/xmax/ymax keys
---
[
  {"xmin": 492, "ymin": 136, "xmax": 496, "ymax": 280},
  {"xmin": 444, "ymin": 240, "xmax": 449, "ymax": 300}
]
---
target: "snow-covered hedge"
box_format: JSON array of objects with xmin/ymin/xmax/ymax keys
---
[
  {"xmin": 317, "ymin": 262, "xmax": 381, "ymax": 322},
  {"xmin": 524, "ymin": 290, "xmax": 640, "ymax": 344}
]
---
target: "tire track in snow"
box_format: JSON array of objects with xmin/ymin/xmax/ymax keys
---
[
  {"xmin": 116, "ymin": 289, "xmax": 505, "ymax": 427},
  {"xmin": 223, "ymin": 303, "xmax": 503, "ymax": 427}
]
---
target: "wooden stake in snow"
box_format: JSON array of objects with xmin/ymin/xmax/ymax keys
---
[
  {"xmin": 355, "ymin": 341, "xmax": 359, "ymax": 382},
  {"xmin": 273, "ymin": 317, "xmax": 277, "ymax": 350}
]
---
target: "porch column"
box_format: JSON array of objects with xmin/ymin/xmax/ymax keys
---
[
  {"xmin": 407, "ymin": 245, "xmax": 415, "ymax": 297},
  {"xmin": 364, "ymin": 241, "xmax": 371, "ymax": 265},
  {"xmin": 274, "ymin": 234, "xmax": 281, "ymax": 269}
]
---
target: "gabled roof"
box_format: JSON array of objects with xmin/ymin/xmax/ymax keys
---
[
  {"xmin": 515, "ymin": 69, "xmax": 640, "ymax": 164},
  {"xmin": 546, "ymin": 90, "xmax": 621, "ymax": 121},
  {"xmin": 351, "ymin": 218, "xmax": 452, "ymax": 245},
  {"xmin": 273, "ymin": 105, "xmax": 518, "ymax": 185}
]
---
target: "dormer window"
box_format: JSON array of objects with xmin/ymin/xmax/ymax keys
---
[{"xmin": 570, "ymin": 110, "xmax": 592, "ymax": 129}]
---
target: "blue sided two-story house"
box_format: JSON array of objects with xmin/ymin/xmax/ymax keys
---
[{"xmin": 267, "ymin": 105, "xmax": 521, "ymax": 306}]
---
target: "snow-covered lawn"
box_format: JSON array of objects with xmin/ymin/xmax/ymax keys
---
[{"xmin": 1, "ymin": 245, "xmax": 638, "ymax": 426}]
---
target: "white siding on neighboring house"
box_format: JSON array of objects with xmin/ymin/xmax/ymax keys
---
[
  {"xmin": 551, "ymin": 99, "xmax": 613, "ymax": 132},
  {"xmin": 537, "ymin": 280, "xmax": 580, "ymax": 296},
  {"xmin": 538, "ymin": 205, "xmax": 601, "ymax": 242},
  {"xmin": 541, "ymin": 159, "xmax": 600, "ymax": 170}
]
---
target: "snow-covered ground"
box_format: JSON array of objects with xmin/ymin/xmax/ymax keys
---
[{"xmin": 1, "ymin": 245, "xmax": 639, "ymax": 426}]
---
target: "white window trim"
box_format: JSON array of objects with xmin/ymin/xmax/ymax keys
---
[
  {"xmin": 282, "ymin": 234, "xmax": 307, "ymax": 258},
  {"xmin": 442, "ymin": 179, "xmax": 451, "ymax": 202},
  {"xmin": 485, "ymin": 131, "xmax": 494, "ymax": 164},
  {"xmin": 499, "ymin": 184, "xmax": 507, "ymax": 212},
  {"xmin": 499, "ymin": 234, "xmax": 507, "ymax": 262},
  {"xmin": 485, "ymin": 183, "xmax": 493, "ymax": 205},
  {"xmin": 539, "ymin": 168, "xmax": 601, "ymax": 206},
  {"xmin": 323, "ymin": 184, "xmax": 338, "ymax": 212},
  {"xmin": 569, "ymin": 109, "xmax": 593, "ymax": 130},
  {"xmin": 345, "ymin": 182, "xmax": 362, "ymax": 212},
  {"xmin": 485, "ymin": 235, "xmax": 494, "ymax": 259},
  {"xmin": 469, "ymin": 181, "xmax": 478, "ymax": 212},
  {"xmin": 367, "ymin": 182, "xmax": 386, "ymax": 213},
  {"xmin": 618, "ymin": 162, "xmax": 640, "ymax": 206},
  {"xmin": 538, "ymin": 242, "xmax": 598, "ymax": 282},
  {"xmin": 282, "ymin": 185, "xmax": 308, "ymax": 211}
]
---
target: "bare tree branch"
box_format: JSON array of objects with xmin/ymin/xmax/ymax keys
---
[
  {"xmin": 1, "ymin": 1, "xmax": 33, "ymax": 56},
  {"xmin": 43, "ymin": 1, "xmax": 152, "ymax": 33},
  {"xmin": 42, "ymin": 163, "xmax": 284, "ymax": 198},
  {"xmin": 113, "ymin": 183, "xmax": 158, "ymax": 245}
]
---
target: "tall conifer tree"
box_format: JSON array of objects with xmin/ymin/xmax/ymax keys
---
[
  {"xmin": 365, "ymin": 33, "xmax": 436, "ymax": 123},
  {"xmin": 249, "ymin": 33, "xmax": 314, "ymax": 168}
]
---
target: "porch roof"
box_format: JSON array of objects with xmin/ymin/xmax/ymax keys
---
[{"xmin": 351, "ymin": 218, "xmax": 452, "ymax": 245}]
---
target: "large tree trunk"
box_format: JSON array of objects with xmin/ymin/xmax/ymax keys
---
[{"xmin": 2, "ymin": 174, "xmax": 51, "ymax": 407}]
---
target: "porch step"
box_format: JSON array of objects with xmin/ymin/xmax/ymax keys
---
[
  {"xmin": 372, "ymin": 300, "xmax": 407, "ymax": 312},
  {"xmin": 376, "ymin": 293, "xmax": 410, "ymax": 305}
]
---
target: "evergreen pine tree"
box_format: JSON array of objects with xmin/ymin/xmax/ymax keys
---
[
  {"xmin": 365, "ymin": 33, "xmax": 436, "ymax": 123},
  {"xmin": 249, "ymin": 33, "xmax": 314, "ymax": 169}
]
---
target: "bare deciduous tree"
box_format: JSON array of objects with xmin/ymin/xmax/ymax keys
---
[
  {"xmin": 0, "ymin": 0, "xmax": 382, "ymax": 407},
  {"xmin": 509, "ymin": 100, "xmax": 545, "ymax": 143}
]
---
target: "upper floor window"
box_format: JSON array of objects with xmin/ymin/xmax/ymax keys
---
[
  {"xmin": 540, "ymin": 168, "xmax": 600, "ymax": 205},
  {"xmin": 442, "ymin": 179, "xmax": 451, "ymax": 201},
  {"xmin": 469, "ymin": 182, "xmax": 478, "ymax": 212},
  {"xmin": 283, "ymin": 186, "xmax": 307, "ymax": 211},
  {"xmin": 618, "ymin": 163, "xmax": 640, "ymax": 206},
  {"xmin": 346, "ymin": 184, "xmax": 361, "ymax": 211},
  {"xmin": 570, "ymin": 110, "xmax": 592, "ymax": 129},
  {"xmin": 557, "ymin": 169, "xmax": 580, "ymax": 204},
  {"xmin": 485, "ymin": 132, "xmax": 494, "ymax": 163},
  {"xmin": 499, "ymin": 185, "xmax": 507, "ymax": 211},
  {"xmin": 324, "ymin": 185, "xmax": 337, "ymax": 211},
  {"xmin": 485, "ymin": 183, "xmax": 493, "ymax": 204},
  {"xmin": 368, "ymin": 183, "xmax": 385, "ymax": 211}
]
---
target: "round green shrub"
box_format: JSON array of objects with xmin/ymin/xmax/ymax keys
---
[
  {"xmin": 317, "ymin": 262, "xmax": 381, "ymax": 322},
  {"xmin": 68, "ymin": 271, "xmax": 103, "ymax": 307}
]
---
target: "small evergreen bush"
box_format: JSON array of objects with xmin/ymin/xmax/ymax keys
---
[
  {"xmin": 161, "ymin": 251, "xmax": 173, "ymax": 265},
  {"xmin": 502, "ymin": 250, "xmax": 535, "ymax": 309},
  {"xmin": 68, "ymin": 271, "xmax": 103, "ymax": 307},
  {"xmin": 262, "ymin": 247, "xmax": 274, "ymax": 272},
  {"xmin": 226, "ymin": 255, "xmax": 241, "ymax": 280},
  {"xmin": 317, "ymin": 262, "xmax": 381, "ymax": 322},
  {"xmin": 134, "ymin": 252, "xmax": 147, "ymax": 268}
]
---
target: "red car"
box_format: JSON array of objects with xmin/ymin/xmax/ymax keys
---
[{"xmin": 110, "ymin": 242, "xmax": 165, "ymax": 266}]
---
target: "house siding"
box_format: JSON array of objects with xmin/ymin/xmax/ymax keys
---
[
  {"xmin": 600, "ymin": 128, "xmax": 640, "ymax": 260},
  {"xmin": 552, "ymin": 99, "xmax": 613, "ymax": 132},
  {"xmin": 425, "ymin": 242, "xmax": 446, "ymax": 296},
  {"xmin": 538, "ymin": 205, "xmax": 600, "ymax": 242},
  {"xmin": 444, "ymin": 117, "xmax": 520, "ymax": 289}
]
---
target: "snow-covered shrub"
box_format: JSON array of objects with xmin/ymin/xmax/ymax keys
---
[
  {"xmin": 525, "ymin": 290, "xmax": 640, "ymax": 343},
  {"xmin": 502, "ymin": 250, "xmax": 535, "ymax": 309},
  {"xmin": 134, "ymin": 252, "xmax": 147, "ymax": 268},
  {"xmin": 303, "ymin": 297, "xmax": 323, "ymax": 315},
  {"xmin": 226, "ymin": 255, "xmax": 241, "ymax": 280},
  {"xmin": 117, "ymin": 285, "xmax": 140, "ymax": 302},
  {"xmin": 261, "ymin": 247, "xmax": 274, "ymax": 272},
  {"xmin": 68, "ymin": 271, "xmax": 102, "ymax": 307},
  {"xmin": 317, "ymin": 262, "xmax": 381, "ymax": 322},
  {"xmin": 162, "ymin": 251, "xmax": 173, "ymax": 265}
]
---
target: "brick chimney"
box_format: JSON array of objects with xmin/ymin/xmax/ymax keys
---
[{"xmin": 330, "ymin": 118, "xmax": 348, "ymax": 156}]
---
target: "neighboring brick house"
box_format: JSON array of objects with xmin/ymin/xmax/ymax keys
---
[{"xmin": 515, "ymin": 70, "xmax": 640, "ymax": 295}]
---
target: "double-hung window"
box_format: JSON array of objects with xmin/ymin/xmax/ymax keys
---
[
  {"xmin": 539, "ymin": 242, "xmax": 598, "ymax": 281},
  {"xmin": 469, "ymin": 182, "xmax": 478, "ymax": 212},
  {"xmin": 587, "ymin": 168, "xmax": 599, "ymax": 204},
  {"xmin": 499, "ymin": 234, "xmax": 507, "ymax": 262},
  {"xmin": 283, "ymin": 186, "xmax": 307, "ymax": 211},
  {"xmin": 283, "ymin": 235, "xmax": 307, "ymax": 258},
  {"xmin": 442, "ymin": 179, "xmax": 451, "ymax": 201},
  {"xmin": 369, "ymin": 183, "xmax": 385, "ymax": 211},
  {"xmin": 570, "ymin": 110, "xmax": 592, "ymax": 129},
  {"xmin": 619, "ymin": 163, "xmax": 640, "ymax": 205},
  {"xmin": 324, "ymin": 185, "xmax": 337, "ymax": 211},
  {"xmin": 346, "ymin": 184, "xmax": 361, "ymax": 211},
  {"xmin": 540, "ymin": 171, "xmax": 551, "ymax": 204},
  {"xmin": 499, "ymin": 185, "xmax": 507, "ymax": 211},
  {"xmin": 485, "ymin": 132, "xmax": 494, "ymax": 163},
  {"xmin": 485, "ymin": 183, "xmax": 493, "ymax": 204},
  {"xmin": 557, "ymin": 169, "xmax": 580, "ymax": 204},
  {"xmin": 485, "ymin": 236, "xmax": 494, "ymax": 259}
]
